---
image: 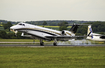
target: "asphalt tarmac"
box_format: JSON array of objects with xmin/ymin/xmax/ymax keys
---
[
  {"xmin": 0, "ymin": 39, "xmax": 105, "ymax": 47},
  {"xmin": 0, "ymin": 44, "xmax": 105, "ymax": 47}
]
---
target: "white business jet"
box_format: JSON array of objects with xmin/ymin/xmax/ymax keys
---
[
  {"xmin": 87, "ymin": 25, "xmax": 105, "ymax": 41},
  {"xmin": 10, "ymin": 22, "xmax": 84, "ymax": 46}
]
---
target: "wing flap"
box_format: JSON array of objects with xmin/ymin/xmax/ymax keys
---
[{"xmin": 46, "ymin": 36, "xmax": 86, "ymax": 39}]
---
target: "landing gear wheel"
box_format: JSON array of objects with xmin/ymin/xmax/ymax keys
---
[
  {"xmin": 53, "ymin": 43, "xmax": 57, "ymax": 46},
  {"xmin": 40, "ymin": 42, "xmax": 44, "ymax": 46}
]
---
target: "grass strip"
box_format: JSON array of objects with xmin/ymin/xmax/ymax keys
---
[{"xmin": 0, "ymin": 46, "xmax": 105, "ymax": 68}]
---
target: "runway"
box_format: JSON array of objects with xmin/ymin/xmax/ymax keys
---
[
  {"xmin": 0, "ymin": 44, "xmax": 105, "ymax": 47},
  {"xmin": 0, "ymin": 40, "xmax": 105, "ymax": 47}
]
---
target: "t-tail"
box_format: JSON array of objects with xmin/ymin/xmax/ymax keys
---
[
  {"xmin": 87, "ymin": 25, "xmax": 93, "ymax": 38},
  {"xmin": 69, "ymin": 23, "xmax": 79, "ymax": 33}
]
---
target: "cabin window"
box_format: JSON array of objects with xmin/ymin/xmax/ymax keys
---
[
  {"xmin": 19, "ymin": 24, "xmax": 22, "ymax": 25},
  {"xmin": 23, "ymin": 24, "xmax": 25, "ymax": 26},
  {"xmin": 19, "ymin": 23, "xmax": 25, "ymax": 26}
]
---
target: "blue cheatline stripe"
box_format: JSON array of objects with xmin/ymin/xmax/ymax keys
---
[
  {"xmin": 89, "ymin": 28, "xmax": 92, "ymax": 32},
  {"xmin": 89, "ymin": 28, "xmax": 93, "ymax": 38}
]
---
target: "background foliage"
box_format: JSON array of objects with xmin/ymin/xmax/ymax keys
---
[{"xmin": 0, "ymin": 20, "xmax": 105, "ymax": 39}]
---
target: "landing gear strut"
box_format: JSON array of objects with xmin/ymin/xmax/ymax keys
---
[
  {"xmin": 53, "ymin": 38, "xmax": 57, "ymax": 46},
  {"xmin": 40, "ymin": 39, "xmax": 44, "ymax": 46},
  {"xmin": 53, "ymin": 42, "xmax": 57, "ymax": 46},
  {"xmin": 40, "ymin": 42, "xmax": 44, "ymax": 46}
]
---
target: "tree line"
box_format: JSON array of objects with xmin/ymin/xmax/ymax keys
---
[
  {"xmin": 76, "ymin": 21, "xmax": 105, "ymax": 35},
  {"xmin": 0, "ymin": 22, "xmax": 26, "ymax": 39}
]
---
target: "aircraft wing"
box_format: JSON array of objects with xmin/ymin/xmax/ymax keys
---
[{"xmin": 46, "ymin": 36, "xmax": 86, "ymax": 39}]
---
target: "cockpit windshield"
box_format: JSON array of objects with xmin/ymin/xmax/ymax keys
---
[{"xmin": 18, "ymin": 23, "xmax": 25, "ymax": 26}]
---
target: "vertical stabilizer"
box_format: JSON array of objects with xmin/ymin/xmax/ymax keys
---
[{"xmin": 69, "ymin": 24, "xmax": 79, "ymax": 33}]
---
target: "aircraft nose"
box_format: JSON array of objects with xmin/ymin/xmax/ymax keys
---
[
  {"xmin": 10, "ymin": 26, "xmax": 14, "ymax": 29},
  {"xmin": 10, "ymin": 26, "xmax": 15, "ymax": 32}
]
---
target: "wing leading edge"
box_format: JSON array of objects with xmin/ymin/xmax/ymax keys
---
[{"xmin": 46, "ymin": 36, "xmax": 86, "ymax": 39}]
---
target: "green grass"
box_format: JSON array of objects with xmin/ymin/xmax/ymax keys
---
[
  {"xmin": 0, "ymin": 47, "xmax": 105, "ymax": 68},
  {"xmin": 0, "ymin": 39, "xmax": 53, "ymax": 45},
  {"xmin": 44, "ymin": 26, "xmax": 71, "ymax": 28},
  {"xmin": 0, "ymin": 39, "xmax": 36, "ymax": 42}
]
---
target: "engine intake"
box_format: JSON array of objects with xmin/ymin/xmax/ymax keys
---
[
  {"xmin": 100, "ymin": 36, "xmax": 105, "ymax": 39},
  {"xmin": 61, "ymin": 30, "xmax": 65, "ymax": 35}
]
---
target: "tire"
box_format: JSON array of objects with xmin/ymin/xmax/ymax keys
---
[
  {"xmin": 53, "ymin": 43, "xmax": 57, "ymax": 46},
  {"xmin": 40, "ymin": 42, "xmax": 44, "ymax": 46}
]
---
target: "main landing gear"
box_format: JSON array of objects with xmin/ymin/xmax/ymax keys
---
[
  {"xmin": 39, "ymin": 39, "xmax": 57, "ymax": 46},
  {"xmin": 53, "ymin": 42, "xmax": 57, "ymax": 46},
  {"xmin": 40, "ymin": 39, "xmax": 44, "ymax": 46},
  {"xmin": 53, "ymin": 38, "xmax": 57, "ymax": 46},
  {"xmin": 40, "ymin": 42, "xmax": 44, "ymax": 46},
  {"xmin": 33, "ymin": 39, "xmax": 44, "ymax": 46}
]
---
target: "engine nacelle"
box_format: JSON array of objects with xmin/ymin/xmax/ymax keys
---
[
  {"xmin": 61, "ymin": 30, "xmax": 75, "ymax": 36},
  {"xmin": 61, "ymin": 30, "xmax": 66, "ymax": 35}
]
